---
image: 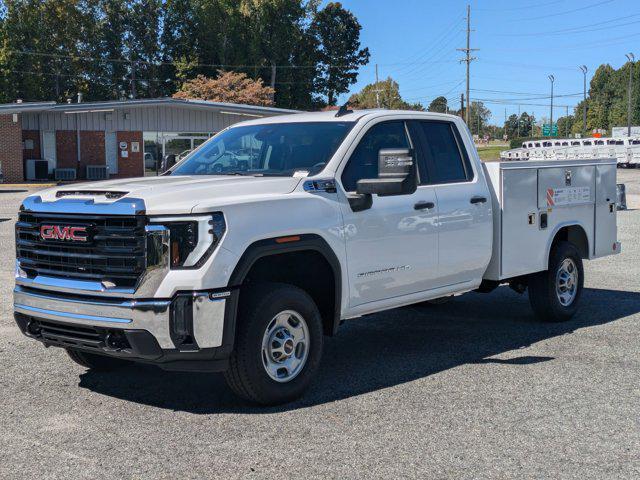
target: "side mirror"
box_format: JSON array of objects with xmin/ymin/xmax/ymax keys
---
[{"xmin": 356, "ymin": 148, "xmax": 417, "ymax": 196}]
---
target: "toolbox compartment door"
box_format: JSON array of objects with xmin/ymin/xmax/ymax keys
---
[
  {"xmin": 501, "ymin": 168, "xmax": 545, "ymax": 278},
  {"xmin": 537, "ymin": 166, "xmax": 595, "ymax": 210},
  {"xmin": 594, "ymin": 164, "xmax": 618, "ymax": 257}
]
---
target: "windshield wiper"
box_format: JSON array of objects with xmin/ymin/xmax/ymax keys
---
[{"xmin": 214, "ymin": 171, "xmax": 252, "ymax": 176}]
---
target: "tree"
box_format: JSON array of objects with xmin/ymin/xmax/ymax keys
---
[
  {"xmin": 427, "ymin": 96, "xmax": 448, "ymax": 113},
  {"xmin": 0, "ymin": 0, "xmax": 371, "ymax": 109},
  {"xmin": 556, "ymin": 115, "xmax": 575, "ymax": 138},
  {"xmin": 468, "ymin": 101, "xmax": 491, "ymax": 136},
  {"xmin": 126, "ymin": 0, "xmax": 163, "ymax": 98},
  {"xmin": 310, "ymin": 2, "xmax": 370, "ymax": 105},
  {"xmin": 348, "ymin": 77, "xmax": 424, "ymax": 111},
  {"xmin": 173, "ymin": 71, "xmax": 275, "ymax": 106},
  {"xmin": 504, "ymin": 111, "xmax": 535, "ymax": 139}
]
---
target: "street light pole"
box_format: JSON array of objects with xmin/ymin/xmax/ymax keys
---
[
  {"xmin": 579, "ymin": 65, "xmax": 588, "ymax": 136},
  {"xmin": 625, "ymin": 53, "xmax": 635, "ymax": 137},
  {"xmin": 548, "ymin": 75, "xmax": 555, "ymax": 136}
]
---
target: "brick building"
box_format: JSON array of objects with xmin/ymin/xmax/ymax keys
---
[{"xmin": 0, "ymin": 98, "xmax": 295, "ymax": 183}]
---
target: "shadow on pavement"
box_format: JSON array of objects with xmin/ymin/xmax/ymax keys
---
[{"xmin": 78, "ymin": 286, "xmax": 640, "ymax": 413}]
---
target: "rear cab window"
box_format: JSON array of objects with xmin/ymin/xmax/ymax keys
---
[{"xmin": 408, "ymin": 120, "xmax": 474, "ymax": 185}]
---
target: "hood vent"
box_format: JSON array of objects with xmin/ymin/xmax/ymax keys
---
[{"xmin": 56, "ymin": 190, "xmax": 128, "ymax": 200}]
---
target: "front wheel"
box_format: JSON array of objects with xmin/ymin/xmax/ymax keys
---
[
  {"xmin": 528, "ymin": 241, "xmax": 584, "ymax": 322},
  {"xmin": 224, "ymin": 283, "xmax": 324, "ymax": 405}
]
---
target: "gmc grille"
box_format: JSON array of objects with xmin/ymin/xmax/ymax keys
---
[{"xmin": 16, "ymin": 212, "xmax": 146, "ymax": 288}]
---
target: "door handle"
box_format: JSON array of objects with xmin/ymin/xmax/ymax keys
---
[
  {"xmin": 414, "ymin": 201, "xmax": 435, "ymax": 210},
  {"xmin": 470, "ymin": 196, "xmax": 487, "ymax": 204}
]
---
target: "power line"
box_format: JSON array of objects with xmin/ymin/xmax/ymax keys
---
[
  {"xmin": 471, "ymin": 90, "xmax": 583, "ymax": 101},
  {"xmin": 472, "ymin": 97, "xmax": 576, "ymax": 108},
  {"xmin": 1, "ymin": 48, "xmax": 377, "ymax": 70},
  {"xmin": 475, "ymin": 0, "xmax": 565, "ymax": 12},
  {"xmin": 491, "ymin": 13, "xmax": 640, "ymax": 37},
  {"xmin": 394, "ymin": 20, "xmax": 464, "ymax": 78},
  {"xmin": 389, "ymin": 16, "xmax": 464, "ymax": 76},
  {"xmin": 518, "ymin": 0, "xmax": 616, "ymax": 21}
]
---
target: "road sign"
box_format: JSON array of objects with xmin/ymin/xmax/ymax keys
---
[{"xmin": 542, "ymin": 123, "xmax": 558, "ymax": 137}]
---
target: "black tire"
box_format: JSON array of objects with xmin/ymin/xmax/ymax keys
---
[
  {"xmin": 66, "ymin": 349, "xmax": 128, "ymax": 371},
  {"xmin": 528, "ymin": 241, "xmax": 584, "ymax": 322},
  {"xmin": 224, "ymin": 283, "xmax": 324, "ymax": 405}
]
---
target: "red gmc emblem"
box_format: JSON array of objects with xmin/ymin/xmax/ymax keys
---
[{"xmin": 40, "ymin": 225, "xmax": 88, "ymax": 242}]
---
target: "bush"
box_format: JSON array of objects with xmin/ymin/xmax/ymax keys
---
[{"xmin": 509, "ymin": 137, "xmax": 542, "ymax": 149}]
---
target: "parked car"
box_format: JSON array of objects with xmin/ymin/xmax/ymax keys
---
[
  {"xmin": 144, "ymin": 152, "xmax": 156, "ymax": 170},
  {"xmin": 14, "ymin": 110, "xmax": 620, "ymax": 405}
]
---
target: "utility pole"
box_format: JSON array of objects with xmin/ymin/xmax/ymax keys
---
[
  {"xmin": 270, "ymin": 61, "xmax": 277, "ymax": 103},
  {"xmin": 548, "ymin": 74, "xmax": 555, "ymax": 136},
  {"xmin": 131, "ymin": 60, "xmax": 137, "ymax": 99},
  {"xmin": 460, "ymin": 93, "xmax": 465, "ymax": 119},
  {"xmin": 517, "ymin": 104, "xmax": 521, "ymax": 138},
  {"xmin": 457, "ymin": 4, "xmax": 477, "ymax": 126},
  {"xmin": 579, "ymin": 65, "xmax": 588, "ymax": 136},
  {"xmin": 374, "ymin": 64, "xmax": 381, "ymax": 108},
  {"xmin": 625, "ymin": 53, "xmax": 635, "ymax": 137},
  {"xmin": 565, "ymin": 105, "xmax": 569, "ymax": 137}
]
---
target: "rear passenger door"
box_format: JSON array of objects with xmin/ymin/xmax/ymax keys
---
[{"xmin": 409, "ymin": 120, "xmax": 492, "ymax": 287}]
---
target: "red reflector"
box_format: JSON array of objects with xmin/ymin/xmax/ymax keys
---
[{"xmin": 276, "ymin": 235, "xmax": 301, "ymax": 244}]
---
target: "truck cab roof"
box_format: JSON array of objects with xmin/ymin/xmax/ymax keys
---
[{"xmin": 236, "ymin": 109, "xmax": 461, "ymax": 126}]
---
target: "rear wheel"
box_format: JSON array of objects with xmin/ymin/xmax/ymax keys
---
[
  {"xmin": 224, "ymin": 283, "xmax": 324, "ymax": 405},
  {"xmin": 528, "ymin": 241, "xmax": 584, "ymax": 322},
  {"xmin": 66, "ymin": 349, "xmax": 128, "ymax": 371}
]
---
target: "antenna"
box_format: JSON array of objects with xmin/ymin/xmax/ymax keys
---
[{"xmin": 335, "ymin": 102, "xmax": 353, "ymax": 118}]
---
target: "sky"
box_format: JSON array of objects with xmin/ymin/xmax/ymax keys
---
[{"xmin": 330, "ymin": 0, "xmax": 640, "ymax": 126}]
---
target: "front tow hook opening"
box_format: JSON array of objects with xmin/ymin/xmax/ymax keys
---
[
  {"xmin": 26, "ymin": 320, "xmax": 42, "ymax": 337},
  {"xmin": 104, "ymin": 331, "xmax": 128, "ymax": 351}
]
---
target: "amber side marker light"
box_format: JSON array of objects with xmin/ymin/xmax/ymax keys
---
[{"xmin": 275, "ymin": 235, "xmax": 301, "ymax": 244}]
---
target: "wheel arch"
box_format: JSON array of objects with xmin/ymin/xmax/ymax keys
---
[
  {"xmin": 546, "ymin": 222, "xmax": 590, "ymax": 265},
  {"xmin": 228, "ymin": 234, "xmax": 342, "ymax": 337}
]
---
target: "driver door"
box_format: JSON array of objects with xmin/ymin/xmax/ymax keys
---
[{"xmin": 338, "ymin": 120, "xmax": 439, "ymax": 308}]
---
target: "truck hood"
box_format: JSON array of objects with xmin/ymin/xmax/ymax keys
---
[{"xmin": 34, "ymin": 175, "xmax": 302, "ymax": 215}]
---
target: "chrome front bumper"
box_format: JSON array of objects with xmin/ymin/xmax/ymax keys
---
[{"xmin": 13, "ymin": 286, "xmax": 228, "ymax": 350}]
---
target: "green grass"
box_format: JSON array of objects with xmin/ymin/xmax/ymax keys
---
[{"xmin": 476, "ymin": 145, "xmax": 504, "ymax": 162}]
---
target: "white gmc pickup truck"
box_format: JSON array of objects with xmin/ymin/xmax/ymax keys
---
[{"xmin": 14, "ymin": 109, "xmax": 620, "ymax": 405}]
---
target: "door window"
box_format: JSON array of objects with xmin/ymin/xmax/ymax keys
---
[
  {"xmin": 341, "ymin": 121, "xmax": 409, "ymax": 192},
  {"xmin": 409, "ymin": 121, "xmax": 473, "ymax": 185}
]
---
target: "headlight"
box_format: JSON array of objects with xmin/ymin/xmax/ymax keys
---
[{"xmin": 149, "ymin": 213, "xmax": 226, "ymax": 269}]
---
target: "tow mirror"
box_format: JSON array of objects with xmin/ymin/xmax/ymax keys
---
[
  {"xmin": 348, "ymin": 148, "xmax": 417, "ymax": 212},
  {"xmin": 356, "ymin": 148, "xmax": 417, "ymax": 197}
]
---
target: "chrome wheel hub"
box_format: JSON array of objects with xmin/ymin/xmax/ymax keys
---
[
  {"xmin": 261, "ymin": 310, "xmax": 310, "ymax": 383},
  {"xmin": 556, "ymin": 258, "xmax": 578, "ymax": 306}
]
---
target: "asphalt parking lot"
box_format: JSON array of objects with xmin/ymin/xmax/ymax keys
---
[{"xmin": 0, "ymin": 174, "xmax": 639, "ymax": 480}]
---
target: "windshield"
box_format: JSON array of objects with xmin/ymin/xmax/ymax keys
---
[{"xmin": 171, "ymin": 121, "xmax": 354, "ymax": 177}]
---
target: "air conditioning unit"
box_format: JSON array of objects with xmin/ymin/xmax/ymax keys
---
[
  {"xmin": 26, "ymin": 159, "xmax": 50, "ymax": 181},
  {"xmin": 54, "ymin": 168, "xmax": 77, "ymax": 181},
  {"xmin": 86, "ymin": 165, "xmax": 109, "ymax": 180}
]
